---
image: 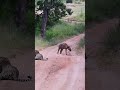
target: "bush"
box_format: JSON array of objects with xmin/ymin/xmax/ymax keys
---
[
  {"xmin": 45, "ymin": 22, "xmax": 75, "ymax": 41},
  {"xmin": 35, "ymin": 21, "xmax": 85, "ymax": 46},
  {"xmin": 74, "ymin": 23, "xmax": 85, "ymax": 33},
  {"xmin": 45, "ymin": 21, "xmax": 85, "ymax": 45}
]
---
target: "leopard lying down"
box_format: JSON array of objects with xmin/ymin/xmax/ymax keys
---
[
  {"xmin": 35, "ymin": 50, "xmax": 48, "ymax": 61},
  {"xmin": 0, "ymin": 57, "xmax": 32, "ymax": 82}
]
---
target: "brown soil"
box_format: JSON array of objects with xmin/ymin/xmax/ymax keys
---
[{"xmin": 35, "ymin": 34, "xmax": 85, "ymax": 90}]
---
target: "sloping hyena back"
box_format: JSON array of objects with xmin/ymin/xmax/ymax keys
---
[{"xmin": 57, "ymin": 43, "xmax": 71, "ymax": 55}]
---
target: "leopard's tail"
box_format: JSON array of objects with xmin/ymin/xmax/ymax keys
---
[
  {"xmin": 15, "ymin": 76, "xmax": 32, "ymax": 82},
  {"xmin": 43, "ymin": 58, "xmax": 48, "ymax": 61}
]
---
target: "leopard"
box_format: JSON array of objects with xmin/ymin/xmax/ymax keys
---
[
  {"xmin": 0, "ymin": 57, "xmax": 32, "ymax": 82},
  {"xmin": 57, "ymin": 43, "xmax": 71, "ymax": 55},
  {"xmin": 35, "ymin": 50, "xmax": 48, "ymax": 60}
]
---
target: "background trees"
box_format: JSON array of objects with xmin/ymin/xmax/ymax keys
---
[{"xmin": 36, "ymin": 0, "xmax": 73, "ymax": 38}]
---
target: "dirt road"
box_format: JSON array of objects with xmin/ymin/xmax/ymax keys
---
[{"xmin": 35, "ymin": 34, "xmax": 85, "ymax": 90}]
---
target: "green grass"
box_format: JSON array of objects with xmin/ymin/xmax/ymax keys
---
[
  {"xmin": 46, "ymin": 21, "xmax": 84, "ymax": 44},
  {"xmin": 35, "ymin": 37, "xmax": 49, "ymax": 47},
  {"xmin": 75, "ymin": 12, "xmax": 85, "ymax": 22},
  {"xmin": 35, "ymin": 21, "xmax": 85, "ymax": 47},
  {"xmin": 35, "ymin": 1, "xmax": 85, "ymax": 48},
  {"xmin": 79, "ymin": 36, "xmax": 85, "ymax": 48}
]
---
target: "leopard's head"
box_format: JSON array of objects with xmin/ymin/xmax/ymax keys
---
[{"xmin": 0, "ymin": 57, "xmax": 11, "ymax": 66}]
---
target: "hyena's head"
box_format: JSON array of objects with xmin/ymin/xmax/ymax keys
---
[{"xmin": 67, "ymin": 46, "xmax": 71, "ymax": 51}]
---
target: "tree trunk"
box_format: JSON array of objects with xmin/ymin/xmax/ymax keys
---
[{"xmin": 41, "ymin": 8, "xmax": 48, "ymax": 38}]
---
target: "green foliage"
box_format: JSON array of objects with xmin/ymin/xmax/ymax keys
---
[
  {"xmin": 73, "ymin": 11, "xmax": 85, "ymax": 22},
  {"xmin": 61, "ymin": 0, "xmax": 66, "ymax": 3},
  {"xmin": 45, "ymin": 22, "xmax": 74, "ymax": 41},
  {"xmin": 45, "ymin": 21, "xmax": 85, "ymax": 45},
  {"xmin": 35, "ymin": 23, "xmax": 41, "ymax": 35},
  {"xmin": 35, "ymin": 21, "xmax": 85, "ymax": 46},
  {"xmin": 36, "ymin": 0, "xmax": 72, "ymax": 26},
  {"xmin": 79, "ymin": 36, "xmax": 85, "ymax": 48},
  {"xmin": 74, "ymin": 23, "xmax": 85, "ymax": 33},
  {"xmin": 74, "ymin": 0, "xmax": 81, "ymax": 4},
  {"xmin": 35, "ymin": 37, "xmax": 49, "ymax": 47}
]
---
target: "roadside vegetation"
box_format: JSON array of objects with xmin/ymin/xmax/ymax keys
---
[
  {"xmin": 35, "ymin": 21, "xmax": 85, "ymax": 47},
  {"xmin": 79, "ymin": 36, "xmax": 85, "ymax": 48},
  {"xmin": 35, "ymin": 0, "xmax": 85, "ymax": 48}
]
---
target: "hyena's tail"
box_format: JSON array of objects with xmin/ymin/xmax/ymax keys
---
[{"xmin": 15, "ymin": 76, "xmax": 32, "ymax": 82}]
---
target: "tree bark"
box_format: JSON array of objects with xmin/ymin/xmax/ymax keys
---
[
  {"xmin": 41, "ymin": 0, "xmax": 49, "ymax": 38},
  {"xmin": 41, "ymin": 9, "xmax": 48, "ymax": 38}
]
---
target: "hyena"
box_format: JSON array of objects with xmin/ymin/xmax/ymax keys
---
[{"xmin": 57, "ymin": 43, "xmax": 71, "ymax": 55}]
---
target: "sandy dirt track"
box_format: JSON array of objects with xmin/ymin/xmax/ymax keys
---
[{"xmin": 35, "ymin": 34, "xmax": 85, "ymax": 90}]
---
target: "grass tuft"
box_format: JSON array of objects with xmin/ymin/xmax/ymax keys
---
[
  {"xmin": 35, "ymin": 21, "xmax": 85, "ymax": 47},
  {"xmin": 79, "ymin": 36, "xmax": 85, "ymax": 48}
]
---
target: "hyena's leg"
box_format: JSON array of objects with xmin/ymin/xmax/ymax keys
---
[
  {"xmin": 65, "ymin": 49, "xmax": 67, "ymax": 55},
  {"xmin": 57, "ymin": 48, "xmax": 60, "ymax": 54},
  {"xmin": 60, "ymin": 49, "xmax": 63, "ymax": 54}
]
